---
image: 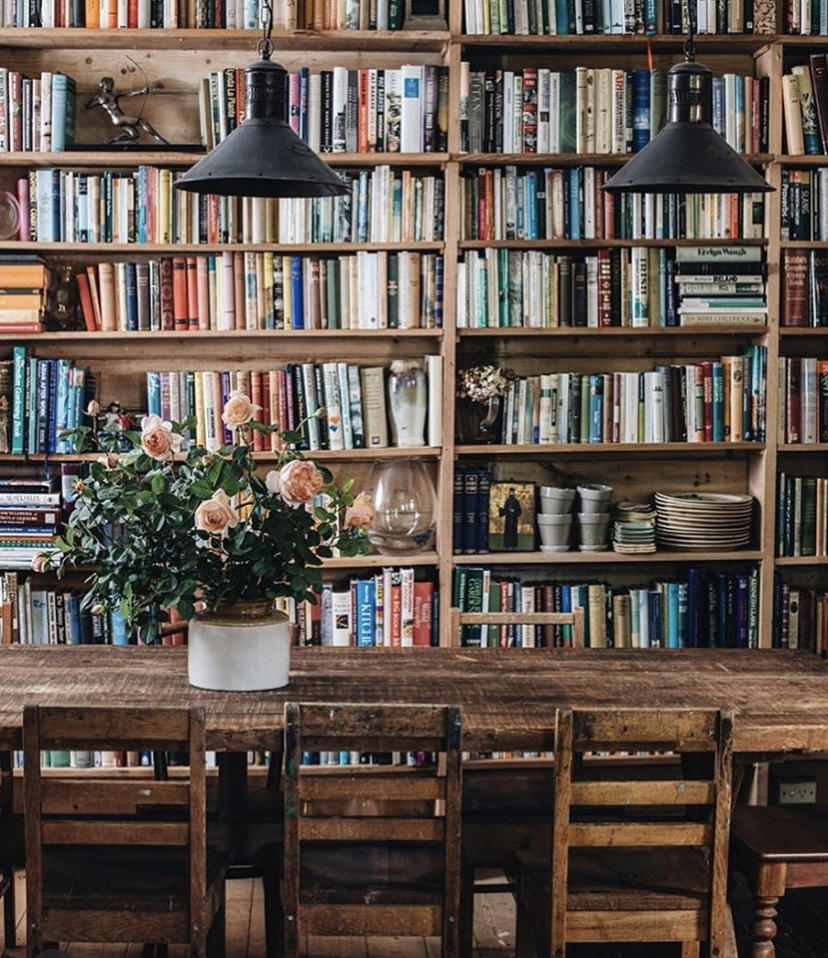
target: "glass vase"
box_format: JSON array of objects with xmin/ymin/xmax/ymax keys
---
[
  {"xmin": 366, "ymin": 458, "xmax": 437, "ymax": 555},
  {"xmin": 387, "ymin": 359, "xmax": 427, "ymax": 447},
  {"xmin": 455, "ymin": 396, "xmax": 501, "ymax": 444}
]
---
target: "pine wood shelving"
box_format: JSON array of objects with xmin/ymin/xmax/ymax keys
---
[
  {"xmin": 1, "ymin": 21, "xmax": 823, "ymax": 650},
  {"xmin": 774, "ymin": 557, "xmax": 828, "ymax": 566}
]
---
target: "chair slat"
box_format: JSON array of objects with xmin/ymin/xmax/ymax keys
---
[
  {"xmin": 42, "ymin": 821, "xmax": 190, "ymax": 846},
  {"xmin": 573, "ymin": 710, "xmax": 720, "ymax": 751},
  {"xmin": 300, "ymin": 903, "xmax": 443, "ymax": 937},
  {"xmin": 566, "ymin": 910, "xmax": 707, "ymax": 942},
  {"xmin": 568, "ymin": 823, "xmax": 713, "ymax": 848},
  {"xmin": 299, "ymin": 818, "xmax": 444, "ymax": 842},
  {"xmin": 299, "ymin": 773, "xmax": 443, "ymax": 801},
  {"xmin": 41, "ymin": 779, "xmax": 190, "ymax": 811},
  {"xmin": 300, "ymin": 734, "xmax": 445, "ymax": 753},
  {"xmin": 451, "ymin": 608, "xmax": 585, "ymax": 648},
  {"xmin": 295, "ymin": 704, "xmax": 450, "ymax": 739},
  {"xmin": 35, "ymin": 707, "xmax": 190, "ymax": 748},
  {"xmin": 42, "ymin": 908, "xmax": 188, "ymax": 943},
  {"xmin": 570, "ymin": 780, "xmax": 716, "ymax": 806}
]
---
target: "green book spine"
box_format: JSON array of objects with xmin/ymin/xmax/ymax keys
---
[{"xmin": 11, "ymin": 345, "xmax": 26, "ymax": 455}]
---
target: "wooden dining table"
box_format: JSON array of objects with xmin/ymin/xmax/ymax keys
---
[{"xmin": 1, "ymin": 644, "xmax": 828, "ymax": 755}]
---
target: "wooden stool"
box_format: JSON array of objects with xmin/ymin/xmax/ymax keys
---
[{"xmin": 731, "ymin": 805, "xmax": 828, "ymax": 958}]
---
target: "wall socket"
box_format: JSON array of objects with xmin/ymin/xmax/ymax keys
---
[{"xmin": 777, "ymin": 780, "xmax": 818, "ymax": 805}]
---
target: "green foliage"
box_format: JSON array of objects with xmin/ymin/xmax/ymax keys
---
[{"xmin": 43, "ymin": 414, "xmax": 370, "ymax": 644}]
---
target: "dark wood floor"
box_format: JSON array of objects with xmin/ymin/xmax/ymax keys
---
[{"xmin": 6, "ymin": 871, "xmax": 828, "ymax": 957}]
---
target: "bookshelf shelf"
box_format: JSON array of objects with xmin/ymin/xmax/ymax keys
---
[
  {"xmin": 452, "ymin": 550, "xmax": 765, "ymax": 565},
  {"xmin": 0, "ymin": 329, "xmax": 443, "ymax": 343},
  {"xmin": 458, "ymin": 152, "xmax": 774, "ymax": 166},
  {"xmin": 775, "ymin": 556, "xmax": 828, "ymax": 566},
  {"xmin": 779, "ymin": 240, "xmax": 828, "ymax": 249},
  {"xmin": 11, "ymin": 241, "xmax": 445, "ymax": 254},
  {"xmin": 0, "ymin": 27, "xmax": 452, "ymax": 50},
  {"xmin": 456, "ymin": 33, "xmax": 775, "ymax": 51},
  {"xmin": 457, "ymin": 326, "xmax": 770, "ymax": 337},
  {"xmin": 0, "ymin": 448, "xmax": 442, "ymax": 463},
  {"xmin": 778, "ymin": 444, "xmax": 828, "ymax": 453},
  {"xmin": 0, "ymin": 151, "xmax": 451, "ymax": 169},
  {"xmin": 458, "ymin": 238, "xmax": 770, "ymax": 249},
  {"xmin": 779, "ymin": 327, "xmax": 828, "ymax": 336},
  {"xmin": 323, "ymin": 553, "xmax": 440, "ymax": 568},
  {"xmin": 455, "ymin": 442, "xmax": 765, "ymax": 456},
  {"xmin": 774, "ymin": 154, "xmax": 828, "ymax": 165}
]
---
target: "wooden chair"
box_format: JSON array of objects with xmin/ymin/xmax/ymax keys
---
[
  {"xmin": 451, "ymin": 607, "xmax": 583, "ymax": 958},
  {"xmin": 514, "ymin": 707, "xmax": 737, "ymax": 958},
  {"xmin": 23, "ymin": 705, "xmax": 228, "ymax": 958},
  {"xmin": 282, "ymin": 702, "xmax": 463, "ymax": 958},
  {"xmin": 730, "ymin": 804, "xmax": 828, "ymax": 958},
  {"xmin": 0, "ymin": 749, "xmax": 20, "ymax": 951},
  {"xmin": 449, "ymin": 608, "xmax": 586, "ymax": 649}
]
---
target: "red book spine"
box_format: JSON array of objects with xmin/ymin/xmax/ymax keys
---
[
  {"xmin": 357, "ymin": 70, "xmax": 369, "ymax": 153},
  {"xmin": 172, "ymin": 256, "xmax": 188, "ymax": 332},
  {"xmin": 159, "ymin": 257, "xmax": 175, "ymax": 332},
  {"xmin": 75, "ymin": 272, "xmax": 98, "ymax": 332},
  {"xmin": 702, "ymin": 360, "xmax": 714, "ymax": 443},
  {"xmin": 782, "ymin": 249, "xmax": 809, "ymax": 327},
  {"xmin": 522, "ymin": 68, "xmax": 537, "ymax": 153},
  {"xmin": 412, "ymin": 581, "xmax": 433, "ymax": 647},
  {"xmin": 186, "ymin": 256, "xmax": 199, "ymax": 330}
]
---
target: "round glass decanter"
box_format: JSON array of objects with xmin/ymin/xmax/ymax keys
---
[{"xmin": 366, "ymin": 458, "xmax": 437, "ymax": 556}]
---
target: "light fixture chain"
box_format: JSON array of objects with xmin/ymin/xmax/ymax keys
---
[{"xmin": 258, "ymin": 0, "xmax": 274, "ymax": 60}]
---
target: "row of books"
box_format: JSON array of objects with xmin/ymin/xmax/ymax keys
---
[
  {"xmin": 460, "ymin": 66, "xmax": 768, "ymax": 156},
  {"xmin": 19, "ymin": 166, "xmax": 444, "ymax": 246},
  {"xmin": 780, "ymin": 168, "xmax": 828, "ymax": 240},
  {"xmin": 9, "ymin": 348, "xmax": 93, "ymax": 456},
  {"xmin": 1, "ymin": 579, "xmax": 129, "ymax": 645},
  {"xmin": 146, "ymin": 357, "xmax": 443, "ymax": 452},
  {"xmin": 456, "ymin": 246, "xmax": 767, "ymax": 329},
  {"xmin": 0, "ymin": 69, "xmax": 76, "ymax": 152},
  {"xmin": 0, "ymin": 479, "xmax": 61, "ymax": 573},
  {"xmin": 781, "ymin": 248, "xmax": 828, "ymax": 327},
  {"xmin": 779, "ymin": 357, "xmax": 828, "ymax": 444},
  {"xmin": 451, "ymin": 566, "xmax": 761, "ymax": 648},
  {"xmin": 773, "ymin": 579, "xmax": 827, "ymax": 653},
  {"xmin": 4, "ymin": 0, "xmax": 412, "ymax": 27},
  {"xmin": 452, "ymin": 465, "xmax": 491, "ymax": 554},
  {"xmin": 776, "ymin": 473, "xmax": 828, "ymax": 558},
  {"xmin": 463, "ymin": 0, "xmax": 763, "ymax": 32},
  {"xmin": 203, "ymin": 65, "xmax": 448, "ymax": 155},
  {"xmin": 493, "ymin": 350, "xmax": 768, "ymax": 446},
  {"xmin": 460, "ymin": 167, "xmax": 767, "ymax": 241},
  {"xmin": 77, "ymin": 251, "xmax": 444, "ymax": 334},
  {"xmin": 297, "ymin": 573, "xmax": 436, "ymax": 647},
  {"xmin": 674, "ymin": 244, "xmax": 767, "ymax": 326}
]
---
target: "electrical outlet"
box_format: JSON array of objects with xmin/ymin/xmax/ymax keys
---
[{"xmin": 778, "ymin": 780, "xmax": 817, "ymax": 805}]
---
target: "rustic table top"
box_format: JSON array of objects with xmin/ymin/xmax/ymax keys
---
[{"xmin": 0, "ymin": 645, "xmax": 826, "ymax": 753}]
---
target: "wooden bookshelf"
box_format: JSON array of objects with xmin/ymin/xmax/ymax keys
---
[{"xmin": 1, "ymin": 19, "xmax": 825, "ymax": 652}]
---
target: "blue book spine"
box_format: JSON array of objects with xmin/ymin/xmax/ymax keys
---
[
  {"xmin": 588, "ymin": 374, "xmax": 603, "ymax": 442},
  {"xmin": 560, "ymin": 585, "xmax": 573, "ymax": 648},
  {"xmin": 291, "ymin": 256, "xmax": 304, "ymax": 329},
  {"xmin": 51, "ymin": 73, "xmax": 68, "ymax": 152},
  {"xmin": 55, "ymin": 359, "xmax": 70, "ymax": 453},
  {"xmin": 125, "ymin": 261, "xmax": 138, "ymax": 331},
  {"xmin": 299, "ymin": 67, "xmax": 310, "ymax": 142},
  {"xmin": 51, "ymin": 169, "xmax": 61, "ymax": 241},
  {"xmin": 735, "ymin": 574, "xmax": 749, "ymax": 649},
  {"xmin": 687, "ymin": 567, "xmax": 701, "ymax": 648},
  {"xmin": 555, "ymin": 0, "xmax": 571, "ymax": 32},
  {"xmin": 355, "ymin": 579, "xmax": 375, "ymax": 647},
  {"xmin": 66, "ymin": 595, "xmax": 82, "ymax": 645},
  {"xmin": 526, "ymin": 171, "xmax": 538, "ymax": 238},
  {"xmin": 632, "ymin": 69, "xmax": 650, "ymax": 152},
  {"xmin": 644, "ymin": 0, "xmax": 657, "ymax": 32},
  {"xmin": 46, "ymin": 359, "xmax": 59, "ymax": 453},
  {"xmin": 136, "ymin": 166, "xmax": 146, "ymax": 243},
  {"xmin": 11, "ymin": 345, "xmax": 26, "ymax": 455},
  {"xmin": 648, "ymin": 591, "xmax": 663, "ymax": 647},
  {"xmin": 110, "ymin": 608, "xmax": 129, "ymax": 645},
  {"xmin": 717, "ymin": 574, "xmax": 729, "ymax": 647},
  {"xmin": 676, "ymin": 582, "xmax": 688, "ymax": 648},
  {"xmin": 146, "ymin": 372, "xmax": 161, "ymax": 417},
  {"xmin": 712, "ymin": 77, "xmax": 725, "ymax": 136},
  {"xmin": 569, "ymin": 168, "xmax": 581, "ymax": 239},
  {"xmin": 735, "ymin": 77, "xmax": 744, "ymax": 149},
  {"xmin": 666, "ymin": 583, "xmax": 679, "ymax": 648},
  {"xmin": 711, "ymin": 362, "xmax": 724, "ymax": 442}
]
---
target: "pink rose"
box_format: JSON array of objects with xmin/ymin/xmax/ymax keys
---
[
  {"xmin": 344, "ymin": 493, "xmax": 376, "ymax": 531},
  {"xmin": 222, "ymin": 391, "xmax": 260, "ymax": 428},
  {"xmin": 86, "ymin": 399, "xmax": 101, "ymax": 417},
  {"xmin": 31, "ymin": 553, "xmax": 50, "ymax": 574},
  {"xmin": 278, "ymin": 459, "xmax": 325, "ymax": 507},
  {"xmin": 96, "ymin": 453, "xmax": 120, "ymax": 469},
  {"xmin": 140, "ymin": 414, "xmax": 176, "ymax": 461},
  {"xmin": 194, "ymin": 489, "xmax": 240, "ymax": 536}
]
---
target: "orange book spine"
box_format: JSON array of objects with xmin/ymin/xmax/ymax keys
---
[
  {"xmin": 76, "ymin": 271, "xmax": 98, "ymax": 332},
  {"xmin": 358, "ymin": 70, "xmax": 370, "ymax": 154},
  {"xmin": 186, "ymin": 256, "xmax": 199, "ymax": 330}
]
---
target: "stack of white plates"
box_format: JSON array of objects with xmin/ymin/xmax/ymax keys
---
[
  {"xmin": 612, "ymin": 500, "xmax": 656, "ymax": 554},
  {"xmin": 655, "ymin": 492, "xmax": 754, "ymax": 551}
]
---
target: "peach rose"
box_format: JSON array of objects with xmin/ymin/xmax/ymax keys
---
[
  {"xmin": 194, "ymin": 489, "xmax": 240, "ymax": 536},
  {"xmin": 86, "ymin": 399, "xmax": 101, "ymax": 417},
  {"xmin": 278, "ymin": 459, "xmax": 325, "ymax": 507},
  {"xmin": 344, "ymin": 492, "xmax": 376, "ymax": 531},
  {"xmin": 96, "ymin": 452, "xmax": 121, "ymax": 469},
  {"xmin": 222, "ymin": 391, "xmax": 260, "ymax": 428},
  {"xmin": 31, "ymin": 553, "xmax": 50, "ymax": 574},
  {"xmin": 90, "ymin": 602, "xmax": 105, "ymax": 616},
  {"xmin": 265, "ymin": 470, "xmax": 282, "ymax": 496},
  {"xmin": 140, "ymin": 414, "xmax": 176, "ymax": 461}
]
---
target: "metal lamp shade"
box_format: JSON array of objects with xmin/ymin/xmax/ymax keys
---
[
  {"xmin": 603, "ymin": 60, "xmax": 773, "ymax": 195},
  {"xmin": 175, "ymin": 59, "xmax": 348, "ymax": 199}
]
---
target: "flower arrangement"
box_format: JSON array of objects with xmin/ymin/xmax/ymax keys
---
[
  {"xmin": 40, "ymin": 393, "xmax": 374, "ymax": 643},
  {"xmin": 456, "ymin": 365, "xmax": 516, "ymax": 404}
]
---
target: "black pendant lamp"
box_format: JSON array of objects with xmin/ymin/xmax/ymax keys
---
[
  {"xmin": 603, "ymin": 32, "xmax": 773, "ymax": 195},
  {"xmin": 175, "ymin": 2, "xmax": 348, "ymax": 198}
]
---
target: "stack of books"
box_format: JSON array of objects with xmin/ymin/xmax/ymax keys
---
[
  {"xmin": 675, "ymin": 245, "xmax": 767, "ymax": 327},
  {"xmin": 0, "ymin": 477, "xmax": 60, "ymax": 570},
  {"xmin": 0, "ymin": 255, "xmax": 50, "ymax": 333}
]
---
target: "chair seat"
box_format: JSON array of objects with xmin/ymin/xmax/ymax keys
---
[
  {"xmin": 300, "ymin": 842, "xmax": 444, "ymax": 905},
  {"xmin": 516, "ymin": 847, "xmax": 712, "ymax": 912},
  {"xmin": 43, "ymin": 845, "xmax": 228, "ymax": 911},
  {"xmin": 732, "ymin": 806, "xmax": 828, "ymax": 863}
]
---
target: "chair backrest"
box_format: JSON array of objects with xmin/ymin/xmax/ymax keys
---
[
  {"xmin": 23, "ymin": 706, "xmax": 207, "ymax": 941},
  {"xmin": 450, "ymin": 608, "xmax": 586, "ymax": 648},
  {"xmin": 283, "ymin": 702, "xmax": 462, "ymax": 954},
  {"xmin": 551, "ymin": 707, "xmax": 734, "ymax": 954}
]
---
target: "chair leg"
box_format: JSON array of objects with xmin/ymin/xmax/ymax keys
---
[
  {"xmin": 515, "ymin": 899, "xmax": 541, "ymax": 958},
  {"xmin": 3, "ymin": 872, "xmax": 16, "ymax": 950},
  {"xmin": 459, "ymin": 860, "xmax": 474, "ymax": 958},
  {"xmin": 262, "ymin": 873, "xmax": 283, "ymax": 958},
  {"xmin": 207, "ymin": 899, "xmax": 226, "ymax": 958},
  {"xmin": 680, "ymin": 944, "xmax": 700, "ymax": 958}
]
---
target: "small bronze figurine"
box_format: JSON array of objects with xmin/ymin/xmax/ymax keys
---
[{"xmin": 85, "ymin": 76, "xmax": 169, "ymax": 146}]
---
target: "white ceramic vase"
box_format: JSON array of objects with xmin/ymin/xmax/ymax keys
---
[
  {"xmin": 387, "ymin": 360, "xmax": 427, "ymax": 447},
  {"xmin": 188, "ymin": 600, "xmax": 290, "ymax": 691}
]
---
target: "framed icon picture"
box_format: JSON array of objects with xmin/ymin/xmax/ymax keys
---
[{"xmin": 488, "ymin": 481, "xmax": 536, "ymax": 552}]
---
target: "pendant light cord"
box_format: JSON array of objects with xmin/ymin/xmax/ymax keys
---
[
  {"xmin": 683, "ymin": 0, "xmax": 696, "ymax": 61},
  {"xmin": 258, "ymin": 0, "xmax": 274, "ymax": 60}
]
